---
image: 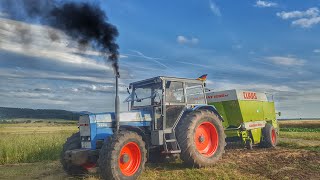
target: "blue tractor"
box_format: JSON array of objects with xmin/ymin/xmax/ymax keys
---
[{"xmin": 61, "ymin": 76, "xmax": 226, "ymax": 179}]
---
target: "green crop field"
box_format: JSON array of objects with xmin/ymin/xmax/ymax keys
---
[
  {"xmin": 0, "ymin": 123, "xmax": 77, "ymax": 164},
  {"xmin": 0, "ymin": 120, "xmax": 319, "ymax": 180}
]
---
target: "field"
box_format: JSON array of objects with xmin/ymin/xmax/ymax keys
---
[{"xmin": 0, "ymin": 120, "xmax": 319, "ymax": 180}]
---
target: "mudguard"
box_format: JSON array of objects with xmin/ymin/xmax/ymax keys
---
[{"xmin": 192, "ymin": 105, "xmax": 224, "ymax": 122}]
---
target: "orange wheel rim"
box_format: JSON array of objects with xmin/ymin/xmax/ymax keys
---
[
  {"xmin": 194, "ymin": 122, "xmax": 219, "ymax": 157},
  {"xmin": 118, "ymin": 142, "xmax": 141, "ymax": 176},
  {"xmin": 271, "ymin": 129, "xmax": 276, "ymax": 144}
]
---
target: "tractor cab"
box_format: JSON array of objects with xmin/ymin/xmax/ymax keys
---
[{"xmin": 125, "ymin": 76, "xmax": 207, "ymax": 131}]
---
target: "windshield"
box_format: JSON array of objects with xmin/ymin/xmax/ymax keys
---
[{"xmin": 126, "ymin": 82, "xmax": 162, "ymax": 107}]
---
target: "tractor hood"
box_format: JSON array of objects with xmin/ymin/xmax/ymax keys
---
[
  {"xmin": 81, "ymin": 110, "xmax": 152, "ymax": 124},
  {"xmin": 79, "ymin": 110, "xmax": 152, "ymax": 149}
]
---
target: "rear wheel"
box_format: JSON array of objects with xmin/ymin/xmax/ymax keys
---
[
  {"xmin": 60, "ymin": 132, "xmax": 88, "ymax": 176},
  {"xmin": 261, "ymin": 123, "xmax": 278, "ymax": 148},
  {"xmin": 98, "ymin": 131, "xmax": 146, "ymax": 180},
  {"xmin": 176, "ymin": 110, "xmax": 226, "ymax": 167}
]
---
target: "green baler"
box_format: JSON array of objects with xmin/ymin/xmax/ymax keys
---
[{"xmin": 206, "ymin": 89, "xmax": 279, "ymax": 148}]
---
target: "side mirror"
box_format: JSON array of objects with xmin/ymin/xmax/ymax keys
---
[{"xmin": 277, "ymin": 112, "xmax": 281, "ymax": 116}]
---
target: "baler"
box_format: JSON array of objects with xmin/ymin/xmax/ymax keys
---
[{"xmin": 206, "ymin": 89, "xmax": 279, "ymax": 148}]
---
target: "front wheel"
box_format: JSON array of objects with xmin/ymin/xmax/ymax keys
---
[
  {"xmin": 98, "ymin": 131, "xmax": 147, "ymax": 180},
  {"xmin": 176, "ymin": 110, "xmax": 226, "ymax": 167},
  {"xmin": 60, "ymin": 132, "xmax": 88, "ymax": 176}
]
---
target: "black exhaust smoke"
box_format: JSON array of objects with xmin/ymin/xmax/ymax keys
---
[
  {"xmin": 49, "ymin": 3, "xmax": 120, "ymax": 75},
  {"xmin": 1, "ymin": 1, "xmax": 121, "ymax": 131},
  {"xmin": 1, "ymin": 0, "xmax": 120, "ymax": 75}
]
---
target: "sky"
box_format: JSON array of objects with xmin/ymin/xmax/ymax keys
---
[{"xmin": 0, "ymin": 0, "xmax": 320, "ymax": 118}]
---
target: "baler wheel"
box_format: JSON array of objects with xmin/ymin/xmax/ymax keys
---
[
  {"xmin": 261, "ymin": 123, "xmax": 278, "ymax": 148},
  {"xmin": 98, "ymin": 131, "xmax": 146, "ymax": 180},
  {"xmin": 176, "ymin": 110, "xmax": 226, "ymax": 167},
  {"xmin": 60, "ymin": 132, "xmax": 88, "ymax": 176}
]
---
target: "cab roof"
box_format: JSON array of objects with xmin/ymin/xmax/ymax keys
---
[{"xmin": 129, "ymin": 76, "xmax": 204, "ymax": 88}]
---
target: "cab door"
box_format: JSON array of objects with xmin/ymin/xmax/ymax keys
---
[{"xmin": 163, "ymin": 81, "xmax": 185, "ymax": 129}]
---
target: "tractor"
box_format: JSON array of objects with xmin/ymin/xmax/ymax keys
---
[
  {"xmin": 61, "ymin": 76, "xmax": 279, "ymax": 179},
  {"xmin": 61, "ymin": 76, "xmax": 226, "ymax": 179}
]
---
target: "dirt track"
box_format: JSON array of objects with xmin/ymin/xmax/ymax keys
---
[{"xmin": 0, "ymin": 147, "xmax": 319, "ymax": 180}]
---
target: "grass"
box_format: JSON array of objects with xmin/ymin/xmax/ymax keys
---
[
  {"xmin": 0, "ymin": 119, "xmax": 319, "ymax": 179},
  {"xmin": 0, "ymin": 123, "xmax": 77, "ymax": 134},
  {"xmin": 279, "ymin": 120, "xmax": 320, "ymax": 129},
  {"xmin": 280, "ymin": 127, "xmax": 320, "ymax": 132},
  {"xmin": 278, "ymin": 141, "xmax": 320, "ymax": 152},
  {"xmin": 280, "ymin": 131, "xmax": 320, "ymax": 140},
  {"xmin": 0, "ymin": 123, "xmax": 77, "ymax": 165}
]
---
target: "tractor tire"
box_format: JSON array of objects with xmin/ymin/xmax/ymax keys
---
[
  {"xmin": 261, "ymin": 123, "xmax": 278, "ymax": 148},
  {"xmin": 176, "ymin": 110, "xmax": 226, "ymax": 167},
  {"xmin": 60, "ymin": 132, "xmax": 87, "ymax": 176},
  {"xmin": 98, "ymin": 131, "xmax": 147, "ymax": 180}
]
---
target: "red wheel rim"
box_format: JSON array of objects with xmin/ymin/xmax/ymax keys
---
[
  {"xmin": 271, "ymin": 129, "xmax": 276, "ymax": 144},
  {"xmin": 118, "ymin": 142, "xmax": 141, "ymax": 176},
  {"xmin": 194, "ymin": 122, "xmax": 219, "ymax": 157}
]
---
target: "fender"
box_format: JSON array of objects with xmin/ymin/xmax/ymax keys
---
[
  {"xmin": 192, "ymin": 105, "xmax": 224, "ymax": 122},
  {"xmin": 119, "ymin": 125, "xmax": 147, "ymax": 139}
]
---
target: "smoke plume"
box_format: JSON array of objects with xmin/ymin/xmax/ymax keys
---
[{"xmin": 0, "ymin": 0, "xmax": 120, "ymax": 76}]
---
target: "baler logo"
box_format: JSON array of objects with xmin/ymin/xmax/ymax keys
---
[
  {"xmin": 207, "ymin": 94, "xmax": 228, "ymax": 99},
  {"xmin": 243, "ymin": 92, "xmax": 257, "ymax": 100}
]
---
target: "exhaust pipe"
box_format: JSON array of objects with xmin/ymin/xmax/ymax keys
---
[{"xmin": 115, "ymin": 73, "xmax": 120, "ymax": 132}]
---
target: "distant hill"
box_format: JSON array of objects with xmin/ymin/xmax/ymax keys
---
[{"xmin": 0, "ymin": 107, "xmax": 80, "ymax": 120}]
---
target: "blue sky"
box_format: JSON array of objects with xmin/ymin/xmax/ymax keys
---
[{"xmin": 0, "ymin": 0, "xmax": 320, "ymax": 118}]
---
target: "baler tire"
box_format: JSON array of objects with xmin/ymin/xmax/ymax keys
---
[
  {"xmin": 176, "ymin": 110, "xmax": 226, "ymax": 167},
  {"xmin": 261, "ymin": 123, "xmax": 278, "ymax": 148},
  {"xmin": 60, "ymin": 132, "xmax": 87, "ymax": 176},
  {"xmin": 98, "ymin": 131, "xmax": 147, "ymax": 180}
]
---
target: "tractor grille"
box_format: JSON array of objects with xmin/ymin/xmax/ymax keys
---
[{"xmin": 79, "ymin": 115, "xmax": 91, "ymax": 148}]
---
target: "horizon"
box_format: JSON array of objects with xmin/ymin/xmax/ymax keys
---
[{"xmin": 1, "ymin": 0, "xmax": 320, "ymax": 119}]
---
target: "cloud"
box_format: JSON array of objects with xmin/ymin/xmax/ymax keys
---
[
  {"xmin": 255, "ymin": 1, "xmax": 277, "ymax": 8},
  {"xmin": 292, "ymin": 16, "xmax": 320, "ymax": 28},
  {"xmin": 276, "ymin": 7, "xmax": 320, "ymax": 28},
  {"xmin": 276, "ymin": 8, "xmax": 319, "ymax": 19},
  {"xmin": 265, "ymin": 56, "xmax": 305, "ymax": 66},
  {"xmin": 209, "ymin": 0, "xmax": 221, "ymax": 16},
  {"xmin": 176, "ymin": 35, "xmax": 199, "ymax": 45},
  {"xmin": 314, "ymin": 49, "xmax": 320, "ymax": 53}
]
